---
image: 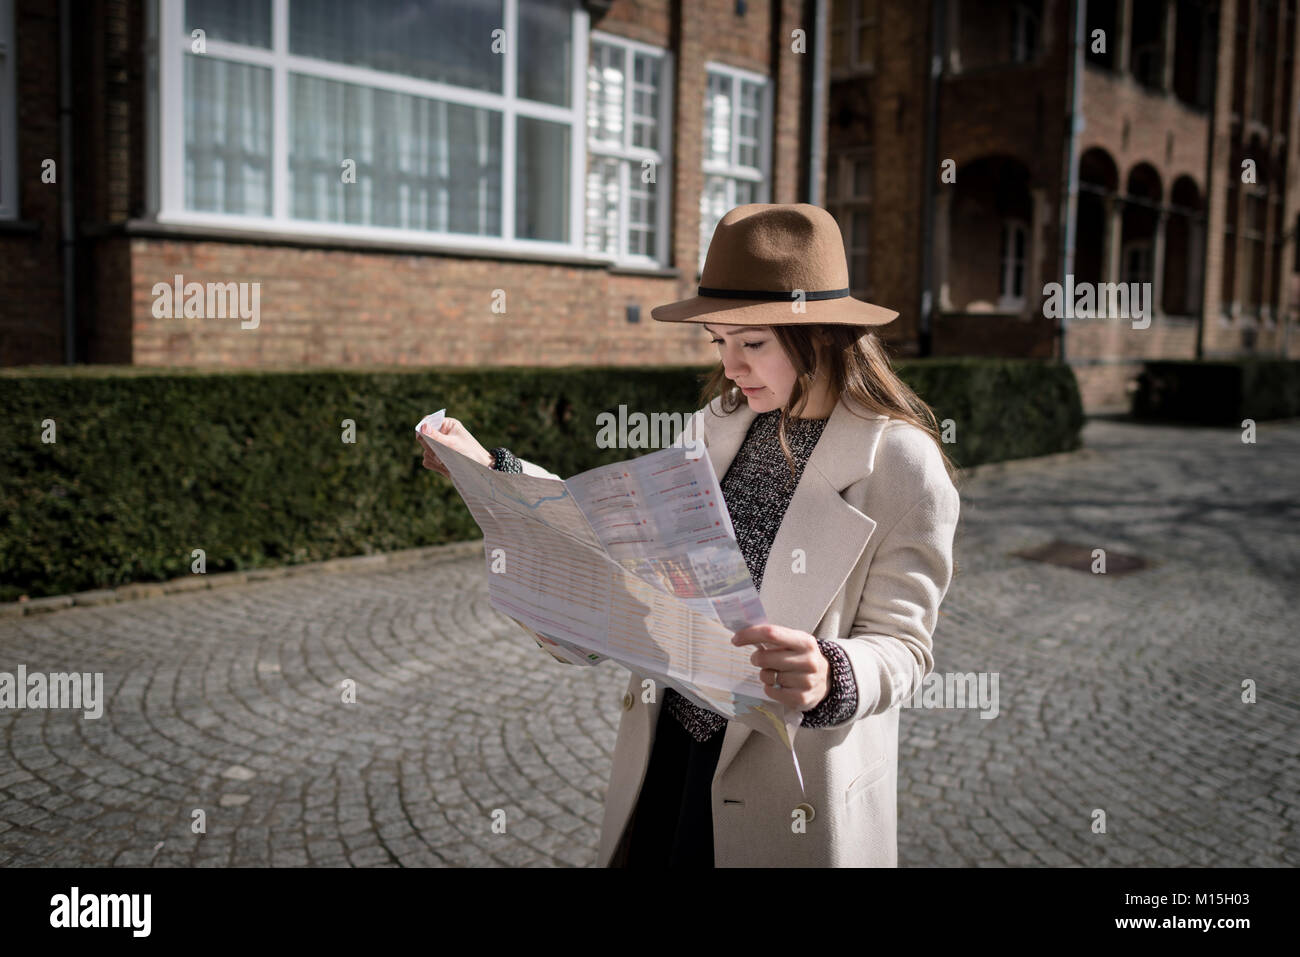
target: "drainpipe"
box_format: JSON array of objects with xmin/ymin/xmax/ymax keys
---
[
  {"xmin": 918, "ymin": 0, "xmax": 944, "ymax": 358},
  {"xmin": 1195, "ymin": 3, "xmax": 1218, "ymax": 361},
  {"xmin": 1057, "ymin": 0, "xmax": 1085, "ymax": 364},
  {"xmin": 59, "ymin": 0, "xmax": 76, "ymax": 364},
  {"xmin": 806, "ymin": 0, "xmax": 827, "ymax": 204}
]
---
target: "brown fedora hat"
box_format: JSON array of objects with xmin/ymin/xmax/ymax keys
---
[{"xmin": 651, "ymin": 203, "xmax": 898, "ymax": 326}]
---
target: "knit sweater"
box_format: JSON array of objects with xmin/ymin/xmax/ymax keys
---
[{"xmin": 490, "ymin": 407, "xmax": 858, "ymax": 741}]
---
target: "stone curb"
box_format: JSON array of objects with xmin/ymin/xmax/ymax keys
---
[{"xmin": 0, "ymin": 539, "xmax": 486, "ymax": 619}]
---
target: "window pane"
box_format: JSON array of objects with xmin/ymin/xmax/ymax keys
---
[
  {"xmin": 856, "ymin": 25, "xmax": 873, "ymax": 64},
  {"xmin": 851, "ymin": 252, "xmax": 869, "ymax": 292},
  {"xmin": 584, "ymin": 155, "xmax": 619, "ymax": 255},
  {"xmin": 737, "ymin": 80, "xmax": 761, "ymax": 168},
  {"xmin": 289, "ymin": 0, "xmax": 503, "ymax": 93},
  {"xmin": 186, "ymin": 0, "xmax": 271, "ymax": 48},
  {"xmin": 516, "ymin": 116, "xmax": 570, "ymax": 241},
  {"xmin": 630, "ymin": 52, "xmax": 661, "ymax": 151},
  {"xmin": 852, "ymin": 209, "xmax": 869, "ymax": 250},
  {"xmin": 826, "ymin": 159, "xmax": 839, "ymax": 201},
  {"xmin": 699, "ymin": 174, "xmax": 729, "ymax": 267},
  {"xmin": 852, "ymin": 156, "xmax": 870, "ymax": 196},
  {"xmin": 734, "ymin": 179, "xmax": 756, "ymax": 205},
  {"xmin": 704, "ymin": 72, "xmax": 732, "ymax": 164},
  {"xmin": 587, "ymin": 42, "xmax": 625, "ymax": 147},
  {"xmin": 627, "ymin": 172, "xmax": 657, "ymax": 257},
  {"xmin": 831, "ymin": 27, "xmax": 847, "ymax": 71},
  {"xmin": 518, "ymin": 0, "xmax": 572, "ymax": 106},
  {"xmin": 290, "ymin": 73, "xmax": 502, "ymax": 235},
  {"xmin": 628, "ymin": 226, "xmax": 656, "ymax": 258},
  {"xmin": 184, "ymin": 55, "xmax": 272, "ymax": 215}
]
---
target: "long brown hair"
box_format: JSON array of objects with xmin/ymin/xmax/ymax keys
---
[{"xmin": 697, "ymin": 323, "xmax": 959, "ymax": 487}]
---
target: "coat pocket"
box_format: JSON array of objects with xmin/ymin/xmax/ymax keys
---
[{"xmin": 844, "ymin": 753, "xmax": 889, "ymax": 805}]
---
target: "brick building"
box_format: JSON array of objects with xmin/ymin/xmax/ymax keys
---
[
  {"xmin": 1, "ymin": 0, "xmax": 834, "ymax": 370},
  {"xmin": 3, "ymin": 1, "xmax": 1294, "ymax": 412},
  {"xmin": 828, "ymin": 0, "xmax": 1300, "ymax": 409}
]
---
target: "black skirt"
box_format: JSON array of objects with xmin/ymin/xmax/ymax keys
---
[{"xmin": 617, "ymin": 701, "xmax": 726, "ymax": 867}]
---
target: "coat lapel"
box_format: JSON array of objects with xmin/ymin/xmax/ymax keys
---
[{"xmin": 700, "ymin": 394, "xmax": 892, "ymax": 782}]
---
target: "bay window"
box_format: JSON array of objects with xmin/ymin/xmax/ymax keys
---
[{"xmin": 155, "ymin": 0, "xmax": 587, "ymax": 252}]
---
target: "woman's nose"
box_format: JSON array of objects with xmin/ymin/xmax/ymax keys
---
[{"xmin": 722, "ymin": 352, "xmax": 747, "ymax": 378}]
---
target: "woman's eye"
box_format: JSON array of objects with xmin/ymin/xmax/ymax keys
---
[{"xmin": 709, "ymin": 337, "xmax": 763, "ymax": 350}]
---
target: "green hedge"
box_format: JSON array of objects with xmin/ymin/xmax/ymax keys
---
[
  {"xmin": 1132, "ymin": 358, "xmax": 1300, "ymax": 425},
  {"xmin": 900, "ymin": 356, "xmax": 1083, "ymax": 469},
  {"xmin": 0, "ymin": 359, "xmax": 1081, "ymax": 601}
]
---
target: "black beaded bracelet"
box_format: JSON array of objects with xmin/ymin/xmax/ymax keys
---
[
  {"xmin": 800, "ymin": 637, "xmax": 858, "ymax": 728},
  {"xmin": 489, "ymin": 447, "xmax": 523, "ymax": 473}
]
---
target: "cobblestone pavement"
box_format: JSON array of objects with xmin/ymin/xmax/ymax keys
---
[{"xmin": 1, "ymin": 418, "xmax": 1297, "ymax": 867}]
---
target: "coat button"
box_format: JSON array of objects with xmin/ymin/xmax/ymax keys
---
[
  {"xmin": 622, "ymin": 692, "xmax": 634, "ymax": 711},
  {"xmin": 794, "ymin": 802, "xmax": 816, "ymax": 822}
]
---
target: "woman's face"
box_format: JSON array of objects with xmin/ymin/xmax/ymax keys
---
[{"xmin": 702, "ymin": 322, "xmax": 830, "ymax": 416}]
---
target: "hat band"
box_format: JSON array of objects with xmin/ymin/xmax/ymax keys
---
[{"xmin": 697, "ymin": 285, "xmax": 850, "ymax": 301}]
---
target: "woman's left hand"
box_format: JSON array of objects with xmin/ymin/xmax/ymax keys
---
[{"xmin": 732, "ymin": 623, "xmax": 828, "ymax": 711}]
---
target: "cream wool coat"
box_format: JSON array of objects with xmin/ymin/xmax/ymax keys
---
[{"xmin": 514, "ymin": 391, "xmax": 960, "ymax": 867}]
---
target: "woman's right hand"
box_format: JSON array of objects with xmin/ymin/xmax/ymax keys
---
[{"xmin": 418, "ymin": 416, "xmax": 493, "ymax": 478}]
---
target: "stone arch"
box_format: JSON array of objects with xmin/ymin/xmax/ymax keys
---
[{"xmin": 945, "ymin": 155, "xmax": 1038, "ymax": 314}]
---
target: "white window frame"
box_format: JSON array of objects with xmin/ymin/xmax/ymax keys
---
[
  {"xmin": 151, "ymin": 0, "xmax": 590, "ymax": 257},
  {"xmin": 586, "ymin": 30, "xmax": 673, "ymax": 268},
  {"xmin": 0, "ymin": 0, "xmax": 17, "ymax": 220},
  {"xmin": 699, "ymin": 61, "xmax": 771, "ymax": 274},
  {"xmin": 998, "ymin": 218, "xmax": 1028, "ymax": 311}
]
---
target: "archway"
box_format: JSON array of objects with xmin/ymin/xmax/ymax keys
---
[
  {"xmin": 946, "ymin": 155, "xmax": 1037, "ymax": 314},
  {"xmin": 1076, "ymin": 147, "xmax": 1120, "ymax": 287}
]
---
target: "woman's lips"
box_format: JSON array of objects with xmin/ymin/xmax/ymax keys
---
[{"xmin": 741, "ymin": 386, "xmax": 763, "ymax": 394}]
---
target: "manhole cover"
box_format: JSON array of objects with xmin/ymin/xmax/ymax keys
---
[{"xmin": 1010, "ymin": 539, "xmax": 1150, "ymax": 575}]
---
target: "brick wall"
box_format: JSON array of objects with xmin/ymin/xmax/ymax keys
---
[
  {"xmin": 0, "ymin": 0, "xmax": 63, "ymax": 366},
  {"xmin": 935, "ymin": 0, "xmax": 1070, "ymax": 360},
  {"xmin": 826, "ymin": 0, "xmax": 930, "ymax": 357},
  {"xmin": 1078, "ymin": 66, "xmax": 1211, "ymax": 199},
  {"xmin": 128, "ymin": 237, "xmax": 729, "ymax": 368},
  {"xmin": 82, "ymin": 0, "xmax": 815, "ymax": 371}
]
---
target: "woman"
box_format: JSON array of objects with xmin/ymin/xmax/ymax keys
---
[{"xmin": 420, "ymin": 204, "xmax": 960, "ymax": 867}]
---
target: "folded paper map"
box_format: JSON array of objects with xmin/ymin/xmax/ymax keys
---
[{"xmin": 416, "ymin": 409, "xmax": 805, "ymax": 790}]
